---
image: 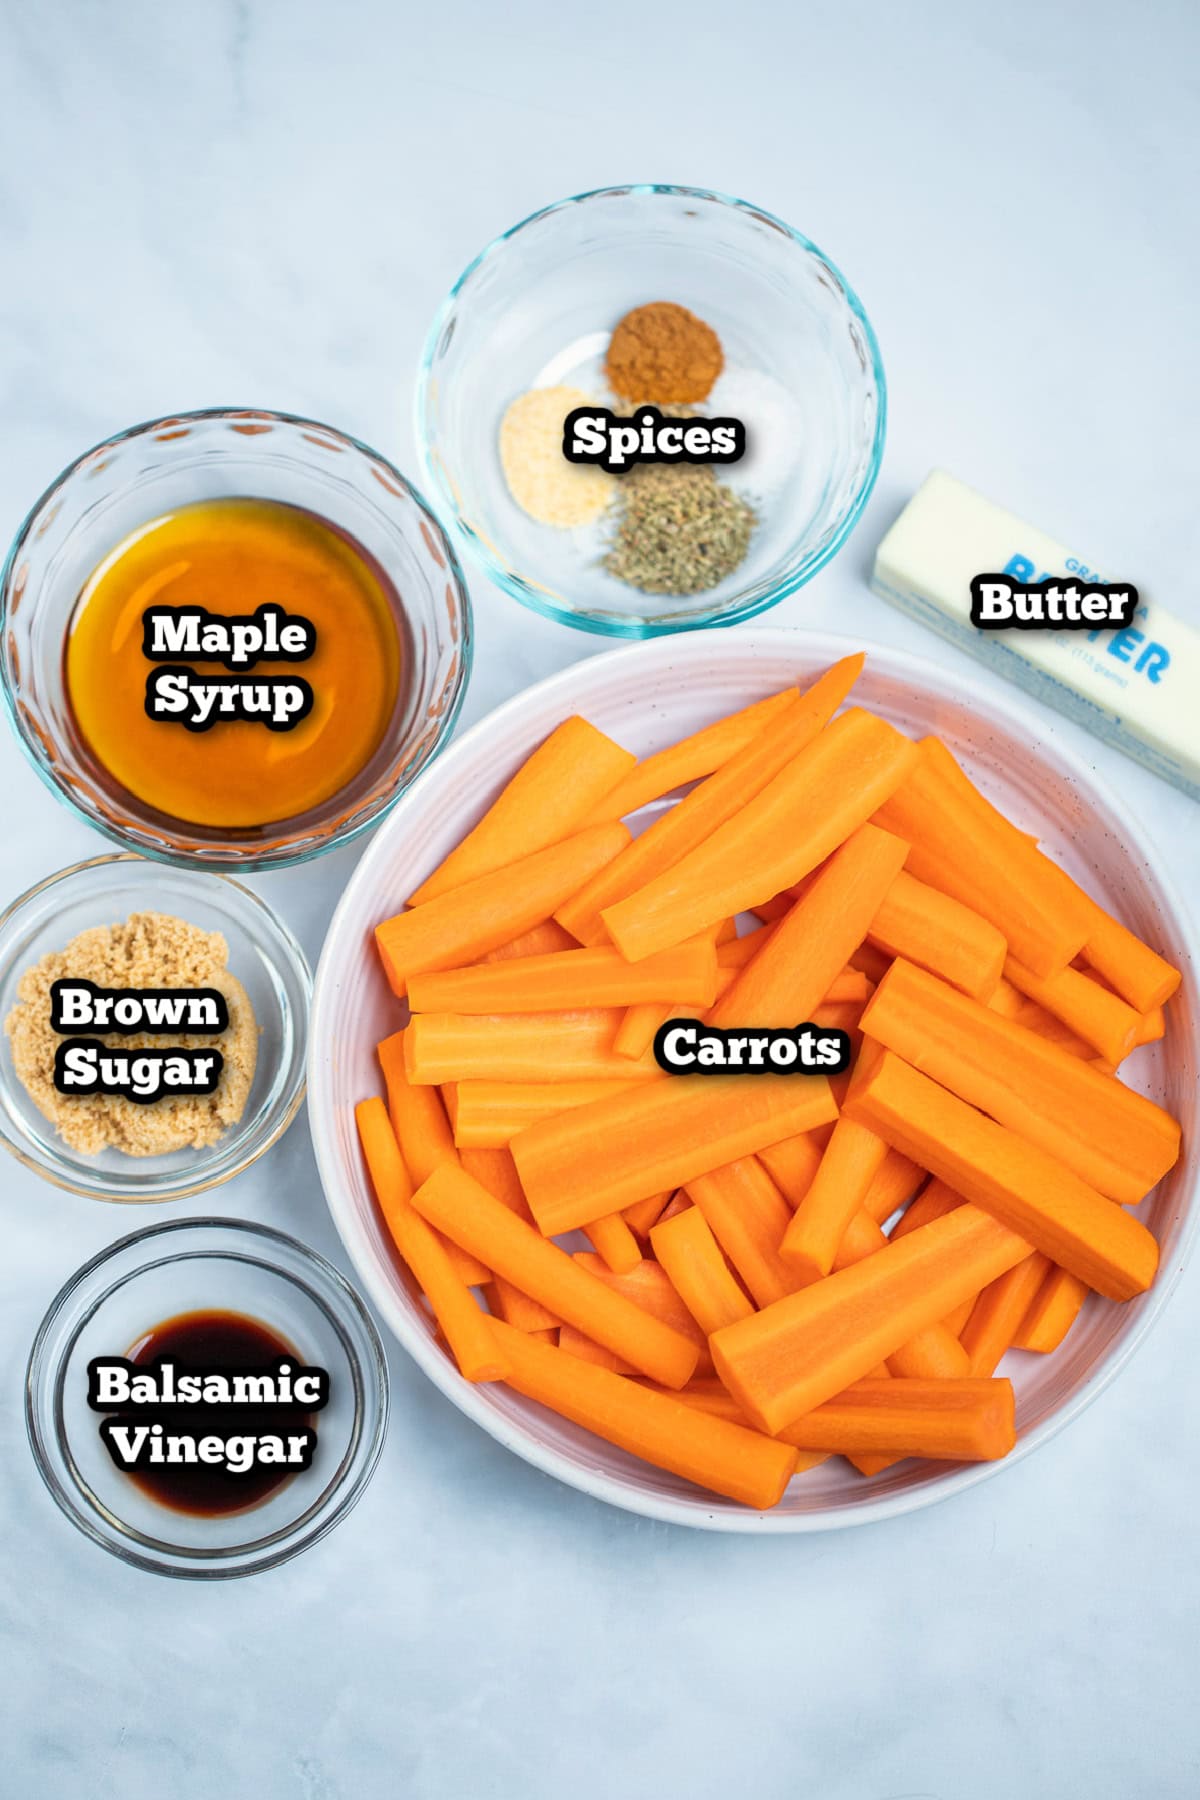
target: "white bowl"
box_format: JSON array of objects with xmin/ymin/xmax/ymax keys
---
[{"xmin": 308, "ymin": 631, "xmax": 1199, "ymax": 1531}]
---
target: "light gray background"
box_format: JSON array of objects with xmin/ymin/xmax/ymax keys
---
[{"xmin": 2, "ymin": 2, "xmax": 1198, "ymax": 1795}]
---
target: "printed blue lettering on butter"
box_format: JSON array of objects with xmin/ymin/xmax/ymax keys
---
[
  {"xmin": 1109, "ymin": 627, "xmax": 1141, "ymax": 665},
  {"xmin": 1000, "ymin": 558, "xmax": 1171, "ymax": 686}
]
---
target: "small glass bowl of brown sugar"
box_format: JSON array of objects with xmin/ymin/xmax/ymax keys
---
[
  {"xmin": 0, "ymin": 854, "xmax": 310, "ymax": 1202},
  {"xmin": 417, "ymin": 184, "xmax": 886, "ymax": 637}
]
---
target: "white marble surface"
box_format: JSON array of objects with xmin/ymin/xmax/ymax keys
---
[{"xmin": 2, "ymin": 2, "xmax": 1198, "ymax": 1794}]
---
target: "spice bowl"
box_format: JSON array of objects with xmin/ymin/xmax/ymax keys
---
[
  {"xmin": 0, "ymin": 408, "xmax": 471, "ymax": 870},
  {"xmin": 0, "ymin": 854, "xmax": 310, "ymax": 1203},
  {"xmin": 26, "ymin": 1219, "xmax": 389, "ymax": 1578},
  {"xmin": 417, "ymin": 184, "xmax": 886, "ymax": 636}
]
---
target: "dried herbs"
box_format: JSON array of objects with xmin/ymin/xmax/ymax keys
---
[{"xmin": 603, "ymin": 463, "xmax": 756, "ymax": 595}]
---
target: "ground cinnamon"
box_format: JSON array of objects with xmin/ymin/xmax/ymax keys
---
[{"xmin": 605, "ymin": 302, "xmax": 724, "ymax": 404}]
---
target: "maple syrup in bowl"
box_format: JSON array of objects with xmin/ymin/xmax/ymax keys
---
[
  {"xmin": 0, "ymin": 409, "xmax": 471, "ymax": 869},
  {"xmin": 26, "ymin": 1219, "xmax": 389, "ymax": 1578}
]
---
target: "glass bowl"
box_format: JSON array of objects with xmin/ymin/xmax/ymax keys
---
[
  {"xmin": 0, "ymin": 854, "xmax": 310, "ymax": 1202},
  {"xmin": 416, "ymin": 184, "xmax": 886, "ymax": 637},
  {"xmin": 26, "ymin": 1218, "xmax": 389, "ymax": 1578},
  {"xmin": 310, "ymin": 629, "xmax": 1197, "ymax": 1531},
  {"xmin": 0, "ymin": 407, "xmax": 471, "ymax": 870}
]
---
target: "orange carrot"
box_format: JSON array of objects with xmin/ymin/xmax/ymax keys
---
[
  {"xmin": 408, "ymin": 940, "xmax": 718, "ymax": 1016},
  {"xmin": 557, "ymin": 658, "xmax": 864, "ymax": 946},
  {"xmin": 355, "ymin": 1099, "xmax": 507, "ymax": 1382},
  {"xmin": 490, "ymin": 1319, "xmax": 798, "ymax": 1509},
  {"xmin": 960, "ymin": 1253, "xmax": 1053, "ymax": 1377},
  {"xmin": 850, "ymin": 940, "xmax": 893, "ymax": 986},
  {"xmin": 378, "ymin": 1032, "xmax": 489, "ymax": 1286},
  {"xmin": 1132, "ymin": 1005, "xmax": 1166, "ymax": 1048},
  {"xmin": 557, "ymin": 1326, "xmax": 635, "ymax": 1375},
  {"xmin": 684, "ymin": 1157, "xmax": 807, "ymax": 1309},
  {"xmin": 451, "ymin": 1080, "xmax": 638, "ymax": 1149},
  {"xmin": 1080, "ymin": 905, "xmax": 1181, "ymax": 1012},
  {"xmin": 376, "ymin": 822, "xmax": 629, "ymax": 997},
  {"xmin": 844, "ymin": 1042, "xmax": 1159, "ymax": 1301},
  {"xmin": 613, "ymin": 1001, "xmax": 674, "ymax": 1061},
  {"xmin": 1003, "ymin": 956, "xmax": 1142, "ymax": 1066},
  {"xmin": 708, "ymin": 823, "xmax": 909, "ymax": 1027},
  {"xmin": 409, "ymin": 1164, "xmax": 699, "ymax": 1388},
  {"xmin": 404, "ymin": 1010, "xmax": 655, "ymax": 1087},
  {"xmin": 712, "ymin": 1205, "xmax": 1030, "ymax": 1431},
  {"xmin": 1012, "ymin": 1266, "xmax": 1089, "ymax": 1352},
  {"xmin": 482, "ymin": 919, "xmax": 580, "ymax": 962},
  {"xmin": 867, "ymin": 869, "xmax": 1006, "ymax": 1000},
  {"xmin": 715, "ymin": 922, "xmax": 779, "ymax": 969},
  {"xmin": 485, "ymin": 1276, "xmax": 560, "ymax": 1334},
  {"xmin": 860, "ymin": 959, "xmax": 1180, "ymax": 1205},
  {"xmin": 623, "ymin": 1191, "xmax": 672, "ymax": 1237},
  {"xmin": 574, "ymin": 1252, "xmax": 711, "ymax": 1371},
  {"xmin": 650, "ymin": 1205, "xmax": 755, "ymax": 1337},
  {"xmin": 873, "ymin": 739, "xmax": 1088, "ymax": 976},
  {"xmin": 991, "ymin": 978, "xmax": 1098, "ymax": 1061},
  {"xmin": 861, "ymin": 1151, "xmax": 926, "ymax": 1224},
  {"xmin": 458, "ymin": 1145, "xmax": 530, "ymax": 1219},
  {"xmin": 585, "ymin": 687, "xmax": 799, "ymax": 823},
  {"xmin": 604, "ymin": 709, "xmax": 918, "ymax": 964},
  {"xmin": 780, "ymin": 1116, "xmax": 890, "ymax": 1280},
  {"xmin": 889, "ymin": 1176, "xmax": 962, "ymax": 1242},
  {"xmin": 757, "ymin": 1132, "xmax": 824, "ymax": 1208},
  {"xmin": 807, "ymin": 1207, "xmax": 969, "ymax": 1381},
  {"xmin": 408, "ymin": 717, "xmax": 635, "ymax": 905},
  {"xmin": 585, "ymin": 1212, "xmax": 643, "ymax": 1274},
  {"xmin": 778, "ymin": 1377, "xmax": 1016, "ymax": 1461},
  {"xmin": 511, "ymin": 1072, "xmax": 838, "ymax": 1235}
]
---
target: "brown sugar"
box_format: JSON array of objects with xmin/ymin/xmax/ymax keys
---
[
  {"xmin": 605, "ymin": 302, "xmax": 724, "ymax": 404},
  {"xmin": 5, "ymin": 912, "xmax": 258, "ymax": 1156}
]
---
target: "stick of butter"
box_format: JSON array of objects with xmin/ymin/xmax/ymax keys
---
[{"xmin": 872, "ymin": 470, "xmax": 1200, "ymax": 801}]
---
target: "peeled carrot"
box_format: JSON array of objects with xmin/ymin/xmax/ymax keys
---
[
  {"xmin": 511, "ymin": 1072, "xmax": 838, "ymax": 1235},
  {"xmin": 708, "ymin": 823, "xmax": 909, "ymax": 1027},
  {"xmin": 684, "ymin": 1157, "xmax": 806, "ymax": 1309},
  {"xmin": 482, "ymin": 919, "xmax": 580, "ymax": 963},
  {"xmin": 757, "ymin": 1132, "xmax": 824, "ymax": 1208},
  {"xmin": 991, "ymin": 978, "xmax": 1098, "ymax": 1061},
  {"xmin": 1132, "ymin": 1005, "xmax": 1166, "ymax": 1048},
  {"xmin": 650, "ymin": 1205, "xmax": 754, "ymax": 1336},
  {"xmin": 557, "ymin": 658, "xmax": 864, "ymax": 946},
  {"xmin": 780, "ymin": 1377, "xmax": 1016, "ymax": 1461},
  {"xmin": 960, "ymin": 1253, "xmax": 1052, "ymax": 1377},
  {"xmin": 408, "ymin": 717, "xmax": 635, "ymax": 905},
  {"xmin": 404, "ymin": 1010, "xmax": 654, "ymax": 1087},
  {"xmin": 1081, "ymin": 905, "xmax": 1181, "ymax": 1012},
  {"xmin": 844, "ymin": 1042, "xmax": 1159, "ymax": 1301},
  {"xmin": 409, "ymin": 940, "xmax": 717, "ymax": 1016},
  {"xmin": 485, "ymin": 1275, "xmax": 560, "ymax": 1335},
  {"xmin": 378, "ymin": 1032, "xmax": 488, "ymax": 1286},
  {"xmin": 818, "ymin": 1208, "xmax": 969, "ymax": 1381},
  {"xmin": 1003, "ymin": 956, "xmax": 1142, "ymax": 1066},
  {"xmin": 585, "ymin": 686, "xmax": 799, "ymax": 823},
  {"xmin": 585, "ymin": 1212, "xmax": 643, "ymax": 1274},
  {"xmin": 862, "ymin": 1150, "xmax": 926, "ymax": 1225},
  {"xmin": 451, "ymin": 1080, "xmax": 636, "ymax": 1149},
  {"xmin": 873, "ymin": 739, "xmax": 1088, "ymax": 976},
  {"xmin": 376, "ymin": 822, "xmax": 630, "ymax": 997},
  {"xmin": 780, "ymin": 1116, "xmax": 890, "ymax": 1280},
  {"xmin": 557, "ymin": 1326, "xmax": 634, "ymax": 1375},
  {"xmin": 574, "ymin": 1252, "xmax": 711, "ymax": 1372},
  {"xmin": 613, "ymin": 1001, "xmax": 673, "ymax": 1061},
  {"xmin": 411, "ymin": 1164, "xmax": 699, "ymax": 1388},
  {"xmin": 604, "ymin": 709, "xmax": 918, "ymax": 964},
  {"xmin": 867, "ymin": 870, "xmax": 1006, "ymax": 999},
  {"xmin": 712, "ymin": 1205, "xmax": 1031, "ymax": 1431},
  {"xmin": 860, "ymin": 959, "xmax": 1180, "ymax": 1205},
  {"xmin": 889, "ymin": 1176, "xmax": 961, "ymax": 1242},
  {"xmin": 1013, "ymin": 1266, "xmax": 1089, "ymax": 1352},
  {"xmin": 458, "ymin": 1145, "xmax": 530, "ymax": 1218},
  {"xmin": 850, "ymin": 940, "xmax": 893, "ymax": 985},
  {"xmin": 355, "ymin": 1100, "xmax": 507, "ymax": 1382},
  {"xmin": 623, "ymin": 1191, "xmax": 672, "ymax": 1237},
  {"xmin": 491, "ymin": 1320, "xmax": 798, "ymax": 1509}
]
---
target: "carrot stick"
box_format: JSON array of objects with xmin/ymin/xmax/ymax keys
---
[
  {"xmin": 604, "ymin": 710, "xmax": 918, "ymax": 964},
  {"xmin": 1080, "ymin": 906, "xmax": 1181, "ymax": 1012},
  {"xmin": 410, "ymin": 1164, "xmax": 699, "ymax": 1388},
  {"xmin": 586, "ymin": 687, "xmax": 799, "ymax": 823},
  {"xmin": 757, "ymin": 1132, "xmax": 824, "ymax": 1208},
  {"xmin": 711, "ymin": 1205, "xmax": 1031, "ymax": 1431},
  {"xmin": 862, "ymin": 1150, "xmax": 926, "ymax": 1224},
  {"xmin": 1132, "ymin": 1005, "xmax": 1166, "ymax": 1048},
  {"xmin": 354, "ymin": 1099, "xmax": 507, "ymax": 1382},
  {"xmin": 378, "ymin": 1032, "xmax": 489, "ymax": 1286},
  {"xmin": 960, "ymin": 1253, "xmax": 1053, "ymax": 1377},
  {"xmin": 585, "ymin": 1212, "xmax": 643, "ymax": 1274},
  {"xmin": 557, "ymin": 1327, "xmax": 635, "ymax": 1375},
  {"xmin": 485, "ymin": 1276, "xmax": 560, "ymax": 1334},
  {"xmin": 623, "ymin": 1191, "xmax": 672, "ymax": 1237},
  {"xmin": 850, "ymin": 940, "xmax": 893, "ymax": 986},
  {"xmin": 867, "ymin": 870, "xmax": 1006, "ymax": 1000},
  {"xmin": 860, "ymin": 959, "xmax": 1180, "ymax": 1205},
  {"xmin": 574, "ymin": 1252, "xmax": 711, "ymax": 1372},
  {"xmin": 1012, "ymin": 1265, "xmax": 1089, "ymax": 1352},
  {"xmin": 408, "ymin": 717, "xmax": 635, "ymax": 905},
  {"xmin": 780, "ymin": 1117, "xmax": 890, "ymax": 1280},
  {"xmin": 716, "ymin": 921, "xmax": 779, "ymax": 968},
  {"xmin": 778, "ymin": 1377, "xmax": 1016, "ymax": 1461},
  {"xmin": 376, "ymin": 822, "xmax": 630, "ymax": 997},
  {"xmin": 873, "ymin": 739, "xmax": 1088, "ymax": 976},
  {"xmin": 707, "ymin": 823, "xmax": 909, "ymax": 1028},
  {"xmin": 613, "ymin": 1001, "xmax": 673, "ymax": 1060},
  {"xmin": 845, "ymin": 1043, "xmax": 1159, "ymax": 1301},
  {"xmin": 556, "ymin": 660, "xmax": 865, "ymax": 946},
  {"xmin": 410, "ymin": 941, "xmax": 718, "ymax": 1016},
  {"xmin": 491, "ymin": 1319, "xmax": 798, "ymax": 1508},
  {"xmin": 888, "ymin": 1176, "xmax": 962, "ymax": 1242},
  {"xmin": 684, "ymin": 1157, "xmax": 807, "ymax": 1309},
  {"xmin": 404, "ymin": 1010, "xmax": 654, "ymax": 1087},
  {"xmin": 481, "ymin": 919, "xmax": 580, "ymax": 962},
  {"xmin": 992, "ymin": 979, "xmax": 1098, "ymax": 1061},
  {"xmin": 458, "ymin": 1146, "xmax": 531, "ymax": 1219},
  {"xmin": 650, "ymin": 1205, "xmax": 755, "ymax": 1336},
  {"xmin": 451, "ymin": 1079, "xmax": 637, "ymax": 1149},
  {"xmin": 809, "ymin": 1208, "xmax": 969, "ymax": 1380},
  {"xmin": 1003, "ymin": 956, "xmax": 1142, "ymax": 1066},
  {"xmin": 511, "ymin": 1072, "xmax": 838, "ymax": 1235}
]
